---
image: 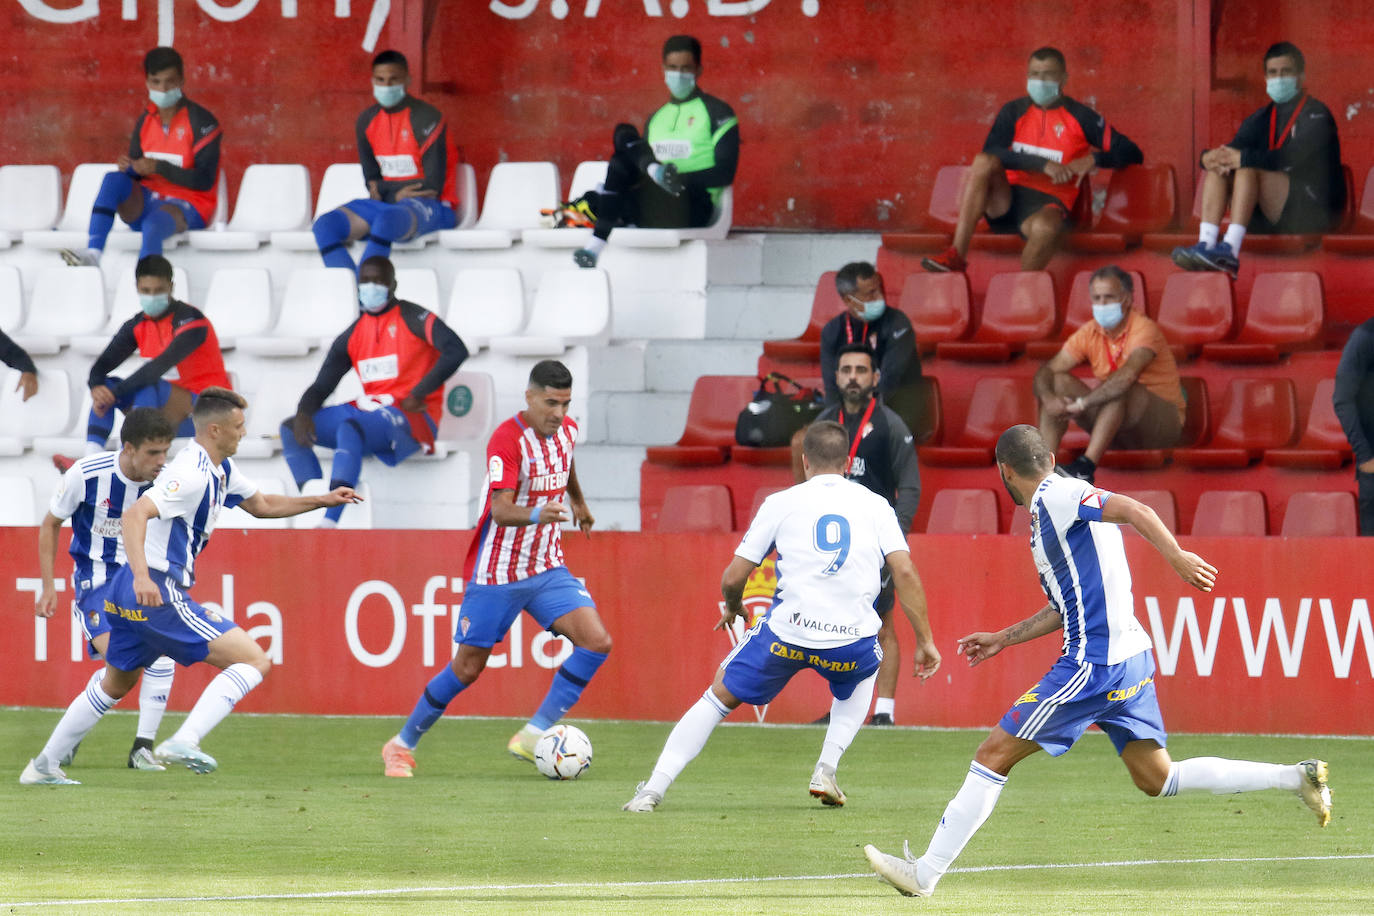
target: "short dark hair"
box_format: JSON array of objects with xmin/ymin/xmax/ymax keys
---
[
  {"xmin": 836, "ymin": 343, "xmax": 876, "ymax": 367},
  {"xmin": 144, "ymin": 47, "xmax": 183, "ymax": 78},
  {"xmin": 662, "ymin": 35, "xmax": 702, "ymax": 66},
  {"xmin": 135, "ymin": 254, "xmax": 174, "ymax": 284},
  {"xmin": 1089, "ymin": 264, "xmax": 1133, "ymax": 296},
  {"xmin": 834, "ymin": 262, "xmax": 878, "ymax": 299},
  {"xmin": 802, "ymin": 420, "xmax": 849, "ymax": 470},
  {"xmin": 372, "ymin": 49, "xmax": 409, "ymax": 72},
  {"xmin": 120, "ymin": 407, "xmax": 176, "ymax": 448},
  {"xmin": 358, "ymin": 254, "xmax": 396, "ymax": 285},
  {"xmin": 529, "ymin": 360, "xmax": 573, "ymax": 391},
  {"xmin": 1029, "ymin": 46, "xmax": 1067, "ymax": 71},
  {"xmin": 995, "ymin": 424, "xmax": 1055, "ymax": 477},
  {"xmin": 192, "ymin": 386, "xmax": 248, "ymax": 426},
  {"xmin": 1264, "ymin": 41, "xmax": 1305, "ymax": 73}
]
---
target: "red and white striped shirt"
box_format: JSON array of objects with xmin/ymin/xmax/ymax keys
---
[{"xmin": 463, "ymin": 413, "xmax": 579, "ymax": 585}]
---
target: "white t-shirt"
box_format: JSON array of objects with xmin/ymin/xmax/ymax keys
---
[
  {"xmin": 735, "ymin": 473, "xmax": 910, "ymax": 649},
  {"xmin": 143, "ymin": 441, "xmax": 258, "ymax": 587}
]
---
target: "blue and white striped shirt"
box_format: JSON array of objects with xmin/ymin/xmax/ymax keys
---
[
  {"xmin": 1028, "ymin": 474, "xmax": 1153, "ymax": 666},
  {"xmin": 49, "ymin": 451, "xmax": 151, "ymax": 598},
  {"xmin": 143, "ymin": 441, "xmax": 258, "ymax": 587}
]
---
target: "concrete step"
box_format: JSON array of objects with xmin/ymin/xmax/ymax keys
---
[
  {"xmin": 705, "ymin": 284, "xmax": 814, "ymax": 341},
  {"xmin": 760, "ymin": 232, "xmax": 883, "ymax": 287},
  {"xmin": 573, "ymin": 444, "xmax": 646, "ymax": 500},
  {"xmin": 643, "ymin": 340, "xmax": 761, "ymax": 392},
  {"xmin": 582, "ymin": 497, "xmax": 641, "ymax": 532},
  {"xmin": 586, "ymin": 391, "xmax": 691, "ymax": 445},
  {"xmin": 586, "ymin": 341, "xmax": 646, "ymax": 393}
]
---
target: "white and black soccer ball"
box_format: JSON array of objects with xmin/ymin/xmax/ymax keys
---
[{"xmin": 533, "ymin": 724, "xmax": 593, "ymax": 780}]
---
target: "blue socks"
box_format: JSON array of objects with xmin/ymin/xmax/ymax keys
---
[
  {"xmin": 312, "ymin": 209, "xmax": 355, "ymax": 271},
  {"xmin": 399, "ymin": 665, "xmax": 466, "ymax": 748},
  {"xmin": 530, "ymin": 647, "xmax": 609, "ymax": 730},
  {"xmin": 88, "ymin": 172, "xmax": 134, "ymax": 252}
]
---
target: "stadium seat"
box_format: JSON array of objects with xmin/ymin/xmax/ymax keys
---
[
  {"xmin": 202, "ymin": 267, "xmax": 273, "ymax": 348},
  {"xmin": 1011, "ymin": 491, "xmax": 1174, "ymax": 537},
  {"xmin": 0, "ymin": 266, "xmax": 23, "ymax": 330},
  {"xmin": 444, "ymin": 267, "xmax": 525, "ymax": 350},
  {"xmin": 217, "ymin": 478, "xmax": 289, "ymax": 529},
  {"xmin": 22, "ymin": 163, "xmax": 119, "ymax": 249},
  {"xmin": 487, "ymin": 268, "xmax": 609, "ymax": 356},
  {"xmin": 270, "ymin": 162, "xmax": 367, "ymax": 250},
  {"xmin": 657, "ymin": 484, "xmax": 734, "ymax": 532},
  {"xmin": 1067, "ymin": 165, "xmax": 1177, "ymax": 251},
  {"xmin": 761, "ymin": 272, "xmax": 841, "ymax": 362},
  {"xmin": 1025, "ymin": 269, "xmax": 1147, "ymax": 359},
  {"xmin": 1008, "ymin": 506, "xmax": 1032, "ymax": 536},
  {"xmin": 1280, "ymin": 491, "xmax": 1358, "ymax": 537},
  {"xmin": 645, "ymin": 375, "xmax": 759, "ymax": 466},
  {"xmin": 1190, "ymin": 490, "xmax": 1267, "ymax": 536},
  {"xmin": 442, "ymin": 161, "xmax": 561, "ymax": 249},
  {"xmin": 1322, "ymin": 165, "xmax": 1374, "ymax": 253},
  {"xmin": 238, "ymin": 268, "xmax": 358, "ymax": 357},
  {"xmin": 926, "ymin": 164, "xmax": 966, "ymax": 232},
  {"xmin": 1155, "ymin": 272, "xmax": 1233, "ymax": 359},
  {"xmin": 0, "ymin": 368, "xmax": 72, "ymax": 455},
  {"xmin": 453, "ymin": 162, "xmax": 480, "ymax": 230},
  {"xmin": 394, "ymin": 267, "xmax": 442, "ymax": 314},
  {"xmin": 937, "ymin": 272, "xmax": 1055, "ymax": 361},
  {"xmin": 0, "ymin": 165, "xmax": 62, "ymax": 247},
  {"xmin": 190, "ymin": 164, "xmax": 312, "ymax": 250},
  {"xmin": 296, "ymin": 480, "xmax": 373, "ymax": 530},
  {"xmin": 898, "ymin": 271, "xmax": 971, "ymax": 352},
  {"xmin": 0, "ymin": 476, "xmax": 38, "ymax": 525},
  {"xmin": 918, "ymin": 376, "xmax": 1036, "ymax": 466},
  {"xmin": 568, "ymin": 160, "xmax": 609, "ymax": 200},
  {"xmin": 70, "ymin": 265, "xmax": 190, "ymax": 355},
  {"xmin": 432, "ymin": 371, "xmax": 497, "ymax": 459},
  {"xmin": 907, "ymin": 375, "xmax": 944, "ymax": 446},
  {"xmin": 519, "ymin": 160, "xmax": 607, "ymax": 250},
  {"xmin": 235, "ymin": 376, "xmax": 302, "ymax": 458},
  {"xmin": 11, "ymin": 267, "xmax": 105, "ymax": 355},
  {"xmin": 1173, "ymin": 377, "xmax": 1297, "ymax": 468},
  {"xmin": 746, "ymin": 485, "xmax": 788, "ymax": 527},
  {"xmin": 1264, "ymin": 379, "xmax": 1350, "ymax": 469},
  {"xmin": 925, "ymin": 488, "xmax": 999, "ymax": 534},
  {"xmin": 1201, "ymin": 272, "xmax": 1323, "ymax": 362}
]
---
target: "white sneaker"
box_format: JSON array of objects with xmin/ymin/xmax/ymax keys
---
[
  {"xmin": 128, "ymin": 746, "xmax": 167, "ymax": 771},
  {"xmin": 864, "ymin": 841, "xmax": 936, "ymax": 898},
  {"xmin": 155, "ymin": 739, "xmax": 217, "ymax": 774},
  {"xmin": 622, "ymin": 781, "xmax": 662, "ymax": 813},
  {"xmin": 1297, "ymin": 759, "xmax": 1332, "ymax": 827},
  {"xmin": 20, "ymin": 759, "xmax": 79, "ymax": 786},
  {"xmin": 809, "ymin": 763, "xmax": 846, "ymax": 806}
]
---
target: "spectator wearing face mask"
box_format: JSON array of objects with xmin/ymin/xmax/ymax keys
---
[
  {"xmin": 818, "ymin": 262, "xmax": 924, "ymax": 432},
  {"xmin": 280, "ymin": 255, "xmax": 468, "ymax": 528},
  {"xmin": 54, "ymin": 255, "xmax": 229, "ymax": 473},
  {"xmin": 1033, "ymin": 265, "xmax": 1184, "ymax": 484},
  {"xmin": 61, "ymin": 46, "xmax": 222, "ymax": 267},
  {"xmin": 310, "ymin": 49, "xmax": 458, "ymax": 273},
  {"xmin": 573, "ymin": 34, "xmax": 739, "ymax": 268}
]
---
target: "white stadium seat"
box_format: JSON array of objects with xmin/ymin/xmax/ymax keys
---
[
  {"xmin": 394, "ymin": 268, "xmax": 441, "ymax": 313},
  {"xmin": 433, "ymin": 371, "xmax": 496, "ymax": 459},
  {"xmin": 488, "ymin": 267, "xmax": 609, "ymax": 356},
  {"xmin": 270, "ymin": 162, "xmax": 367, "ymax": 251},
  {"xmin": 238, "ymin": 268, "xmax": 358, "ymax": 357},
  {"xmin": 70, "ymin": 265, "xmax": 189, "ymax": 356},
  {"xmin": 12, "ymin": 268, "xmax": 105, "ymax": 355},
  {"xmin": 0, "ymin": 266, "xmax": 23, "ymax": 330},
  {"xmin": 190, "ymin": 164, "xmax": 313, "ymax": 250},
  {"xmin": 0, "ymin": 368, "xmax": 72, "ymax": 455},
  {"xmin": 202, "ymin": 267, "xmax": 274, "ymax": 347},
  {"xmin": 0, "ymin": 476, "xmax": 38, "ymax": 526},
  {"xmin": 217, "ymin": 478, "xmax": 289, "ymax": 529},
  {"xmin": 235, "ymin": 375, "xmax": 303, "ymax": 458},
  {"xmin": 23, "ymin": 163, "xmax": 120, "ymax": 250},
  {"xmin": 612, "ymin": 185, "xmax": 735, "ymax": 248},
  {"xmin": 439, "ymin": 161, "xmax": 560, "ymax": 250},
  {"xmin": 296, "ymin": 479, "xmax": 372, "ymax": 529},
  {"xmin": 454, "ymin": 162, "xmax": 480, "ymax": 230},
  {"xmin": 0, "ymin": 165, "xmax": 63, "ymax": 248},
  {"xmin": 444, "ymin": 267, "xmax": 525, "ymax": 350},
  {"xmin": 521, "ymin": 160, "xmax": 606, "ymax": 249}
]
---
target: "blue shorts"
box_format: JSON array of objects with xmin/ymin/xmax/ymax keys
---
[
  {"xmin": 74, "ymin": 582, "xmax": 114, "ymax": 657},
  {"xmin": 103, "ymin": 565, "xmax": 238, "ymax": 671},
  {"xmin": 456, "ymin": 566, "xmax": 596, "ymax": 649},
  {"xmin": 999, "ymin": 651, "xmax": 1168, "ymax": 757},
  {"xmin": 720, "ymin": 620, "xmax": 882, "ymax": 706},
  {"xmin": 126, "ymin": 184, "xmax": 207, "ymax": 231},
  {"xmin": 340, "ymin": 197, "xmax": 456, "ymax": 239}
]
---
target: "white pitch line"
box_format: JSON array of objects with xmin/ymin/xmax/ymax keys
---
[{"xmin": 4, "ymin": 854, "xmax": 1371, "ymax": 908}]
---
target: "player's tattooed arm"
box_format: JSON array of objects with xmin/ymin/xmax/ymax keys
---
[{"xmin": 1001, "ymin": 604, "xmax": 1063, "ymax": 646}]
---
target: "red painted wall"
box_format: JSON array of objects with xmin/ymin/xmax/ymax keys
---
[{"xmin": 8, "ymin": 1, "xmax": 1373, "ymax": 230}]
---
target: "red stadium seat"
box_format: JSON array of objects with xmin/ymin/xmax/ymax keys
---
[
  {"xmin": 657, "ymin": 484, "xmax": 734, "ymax": 532},
  {"xmin": 1068, "ymin": 165, "xmax": 1178, "ymax": 251},
  {"xmin": 1119, "ymin": 489, "xmax": 1179, "ymax": 534},
  {"xmin": 908, "ymin": 376, "xmax": 944, "ymax": 446},
  {"xmin": 1264, "ymin": 379, "xmax": 1351, "ymax": 469},
  {"xmin": 919, "ymin": 376, "xmax": 1037, "ymax": 466},
  {"xmin": 1173, "ymin": 378, "xmax": 1298, "ymax": 468},
  {"xmin": 1155, "ymin": 272, "xmax": 1233, "ymax": 359},
  {"xmin": 937, "ymin": 271, "xmax": 1056, "ymax": 361},
  {"xmin": 746, "ymin": 486, "xmax": 788, "ymax": 526},
  {"xmin": 1280, "ymin": 491, "xmax": 1358, "ymax": 537},
  {"xmin": 761, "ymin": 271, "xmax": 840, "ymax": 362},
  {"xmin": 898, "ymin": 272, "xmax": 971, "ymax": 352},
  {"xmin": 1026, "ymin": 269, "xmax": 1147, "ymax": 359},
  {"xmin": 644, "ymin": 375, "xmax": 759, "ymax": 466},
  {"xmin": 1009, "ymin": 505, "xmax": 1032, "ymax": 537},
  {"xmin": 1190, "ymin": 490, "xmax": 1268, "ymax": 536},
  {"xmin": 1201, "ymin": 272, "xmax": 1323, "ymax": 362},
  {"xmin": 927, "ymin": 165, "xmax": 967, "ymax": 232},
  {"xmin": 925, "ymin": 488, "xmax": 1000, "ymax": 534},
  {"xmin": 1323, "ymin": 165, "xmax": 1374, "ymax": 252}
]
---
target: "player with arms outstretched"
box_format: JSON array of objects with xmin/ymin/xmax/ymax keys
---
[
  {"xmin": 864, "ymin": 424, "xmax": 1333, "ymax": 898},
  {"xmin": 382, "ymin": 359, "xmax": 612, "ymax": 777}
]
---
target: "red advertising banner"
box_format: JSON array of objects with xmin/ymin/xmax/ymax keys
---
[{"xmin": 5, "ymin": 529, "xmax": 1371, "ymax": 735}]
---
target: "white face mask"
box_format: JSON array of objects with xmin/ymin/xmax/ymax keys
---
[
  {"xmin": 148, "ymin": 86, "xmax": 182, "ymax": 108},
  {"xmin": 1266, "ymin": 75, "xmax": 1300, "ymax": 105},
  {"xmin": 358, "ymin": 282, "xmax": 391, "ymax": 313},
  {"xmin": 373, "ymin": 83, "xmax": 406, "ymax": 108},
  {"xmin": 1026, "ymin": 78, "xmax": 1060, "ymax": 107},
  {"xmin": 664, "ymin": 70, "xmax": 696, "ymax": 100},
  {"xmin": 1093, "ymin": 301, "xmax": 1125, "ymax": 331}
]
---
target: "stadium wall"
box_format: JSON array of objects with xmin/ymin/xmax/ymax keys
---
[
  {"xmin": 7, "ymin": 529, "xmax": 1371, "ymax": 736},
  {"xmin": 8, "ymin": 0, "xmax": 1374, "ymax": 230}
]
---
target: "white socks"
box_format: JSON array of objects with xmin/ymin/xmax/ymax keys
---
[
  {"xmin": 819, "ymin": 673, "xmax": 878, "ymax": 769},
  {"xmin": 169, "ymin": 662, "xmax": 263, "ymax": 747},
  {"xmin": 1161, "ymin": 757, "xmax": 1301, "ymax": 796},
  {"xmin": 873, "ymin": 696, "xmax": 895, "ymax": 719},
  {"xmin": 643, "ymin": 689, "xmax": 730, "ymax": 797},
  {"xmin": 37, "ymin": 670, "xmax": 116, "ymax": 771},
  {"xmin": 1222, "ymin": 223, "xmax": 1247, "ymax": 254},
  {"xmin": 582, "ymin": 236, "xmax": 607, "ymax": 257},
  {"xmin": 918, "ymin": 761, "xmax": 1008, "ymax": 878},
  {"xmin": 1198, "ymin": 222, "xmax": 1220, "ymax": 248},
  {"xmin": 136, "ymin": 656, "xmax": 175, "ymax": 741}
]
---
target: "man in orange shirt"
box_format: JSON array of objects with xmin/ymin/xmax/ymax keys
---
[{"xmin": 1033, "ymin": 265, "xmax": 1184, "ymax": 483}]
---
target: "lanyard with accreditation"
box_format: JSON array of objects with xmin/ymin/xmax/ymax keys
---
[
  {"xmin": 1269, "ymin": 94, "xmax": 1308, "ymax": 150},
  {"xmin": 841, "ymin": 397, "xmax": 878, "ymax": 477}
]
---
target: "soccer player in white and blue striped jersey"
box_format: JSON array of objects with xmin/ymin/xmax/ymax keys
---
[
  {"xmin": 865, "ymin": 424, "xmax": 1333, "ymax": 898},
  {"xmin": 31, "ymin": 408, "xmax": 177, "ymax": 775}
]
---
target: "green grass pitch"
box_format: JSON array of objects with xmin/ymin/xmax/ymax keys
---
[{"xmin": 3, "ymin": 710, "xmax": 1370, "ymax": 914}]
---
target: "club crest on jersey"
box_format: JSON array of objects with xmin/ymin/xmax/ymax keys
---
[{"xmin": 1054, "ymin": 123, "xmax": 1065, "ymax": 137}]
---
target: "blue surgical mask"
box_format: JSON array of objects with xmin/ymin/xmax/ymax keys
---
[
  {"xmin": 665, "ymin": 70, "xmax": 696, "ymax": 100},
  {"xmin": 139, "ymin": 293, "xmax": 171, "ymax": 318},
  {"xmin": 860, "ymin": 298, "xmax": 887, "ymax": 322},
  {"xmin": 148, "ymin": 86, "xmax": 182, "ymax": 109},
  {"xmin": 1093, "ymin": 302, "xmax": 1125, "ymax": 331},
  {"xmin": 1027, "ymin": 79, "xmax": 1060, "ymax": 107},
  {"xmin": 359, "ymin": 282, "xmax": 391, "ymax": 313},
  {"xmin": 1266, "ymin": 76, "xmax": 1300, "ymax": 105},
  {"xmin": 373, "ymin": 84, "xmax": 406, "ymax": 108}
]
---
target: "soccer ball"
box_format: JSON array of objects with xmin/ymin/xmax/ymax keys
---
[{"xmin": 533, "ymin": 725, "xmax": 593, "ymax": 780}]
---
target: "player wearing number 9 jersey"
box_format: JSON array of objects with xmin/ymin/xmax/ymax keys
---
[{"xmin": 622, "ymin": 421, "xmax": 941, "ymax": 812}]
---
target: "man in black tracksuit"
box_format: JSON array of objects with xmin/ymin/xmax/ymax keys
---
[{"xmin": 1335, "ymin": 317, "xmax": 1374, "ymax": 535}]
